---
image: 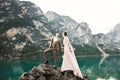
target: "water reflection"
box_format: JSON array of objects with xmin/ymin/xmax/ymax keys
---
[
  {"xmin": 0, "ymin": 56, "xmax": 44, "ymax": 80},
  {"xmin": 77, "ymin": 56, "xmax": 120, "ymax": 80},
  {"xmin": 96, "ymin": 76, "xmax": 117, "ymax": 80},
  {"xmin": 99, "ymin": 55, "xmax": 108, "ymax": 67},
  {"xmin": 0, "ymin": 59, "xmax": 22, "ymax": 80},
  {"xmin": 0, "ymin": 55, "xmax": 120, "ymax": 80}
]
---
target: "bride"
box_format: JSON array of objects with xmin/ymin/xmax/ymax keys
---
[{"xmin": 61, "ymin": 32, "xmax": 83, "ymax": 79}]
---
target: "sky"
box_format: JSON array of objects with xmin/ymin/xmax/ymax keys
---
[{"xmin": 21, "ymin": 0, "xmax": 120, "ymax": 34}]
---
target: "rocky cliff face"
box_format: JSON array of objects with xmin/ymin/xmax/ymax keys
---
[
  {"xmin": 45, "ymin": 11, "xmax": 92, "ymax": 44},
  {"xmin": 91, "ymin": 33, "xmax": 111, "ymax": 48},
  {"xmin": 93, "ymin": 23, "xmax": 120, "ymax": 51},
  {"xmin": 107, "ymin": 23, "xmax": 120, "ymax": 46},
  {"xmin": 0, "ymin": 0, "xmax": 52, "ymax": 57}
]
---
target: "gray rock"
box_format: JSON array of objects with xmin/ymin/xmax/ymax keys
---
[
  {"xmin": 19, "ymin": 64, "xmax": 88, "ymax": 80},
  {"xmin": 19, "ymin": 72, "xmax": 35, "ymax": 80}
]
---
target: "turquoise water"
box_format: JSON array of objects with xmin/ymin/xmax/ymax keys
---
[{"xmin": 0, "ymin": 55, "xmax": 120, "ymax": 80}]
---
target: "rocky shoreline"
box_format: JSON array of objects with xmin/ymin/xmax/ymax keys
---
[{"xmin": 19, "ymin": 64, "xmax": 88, "ymax": 80}]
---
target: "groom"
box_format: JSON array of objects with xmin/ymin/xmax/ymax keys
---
[{"xmin": 41, "ymin": 33, "xmax": 63, "ymax": 67}]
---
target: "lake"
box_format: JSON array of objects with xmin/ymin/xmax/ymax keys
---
[{"xmin": 0, "ymin": 55, "xmax": 120, "ymax": 80}]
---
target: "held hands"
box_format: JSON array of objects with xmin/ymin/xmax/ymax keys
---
[{"xmin": 61, "ymin": 47, "xmax": 72, "ymax": 52}]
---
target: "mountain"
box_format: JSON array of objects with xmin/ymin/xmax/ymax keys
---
[
  {"xmin": 107, "ymin": 23, "xmax": 120, "ymax": 45},
  {"xmin": 0, "ymin": 0, "xmax": 52, "ymax": 57},
  {"xmin": 92, "ymin": 23, "xmax": 120, "ymax": 52},
  {"xmin": 90, "ymin": 23, "xmax": 120, "ymax": 54},
  {"xmin": 45, "ymin": 11, "xmax": 92, "ymax": 44},
  {"xmin": 105, "ymin": 23, "xmax": 120, "ymax": 51},
  {"xmin": 45, "ymin": 11, "xmax": 120, "ymax": 55},
  {"xmin": 0, "ymin": 0, "xmax": 120, "ymax": 57}
]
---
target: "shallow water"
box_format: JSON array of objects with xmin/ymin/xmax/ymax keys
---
[{"xmin": 0, "ymin": 55, "xmax": 120, "ymax": 80}]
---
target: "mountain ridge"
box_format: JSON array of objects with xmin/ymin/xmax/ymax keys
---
[
  {"xmin": 0, "ymin": 0, "xmax": 120, "ymax": 58},
  {"xmin": 0, "ymin": 0, "xmax": 52, "ymax": 57},
  {"xmin": 45, "ymin": 11, "xmax": 120, "ymax": 55}
]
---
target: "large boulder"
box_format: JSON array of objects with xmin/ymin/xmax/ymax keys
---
[{"xmin": 19, "ymin": 64, "xmax": 88, "ymax": 80}]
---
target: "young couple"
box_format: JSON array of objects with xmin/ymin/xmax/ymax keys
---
[{"xmin": 41, "ymin": 32, "xmax": 83, "ymax": 79}]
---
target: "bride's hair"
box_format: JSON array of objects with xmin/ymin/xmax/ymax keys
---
[{"xmin": 64, "ymin": 32, "xmax": 67, "ymax": 36}]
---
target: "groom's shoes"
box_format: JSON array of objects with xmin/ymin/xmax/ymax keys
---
[{"xmin": 44, "ymin": 60, "xmax": 49, "ymax": 65}]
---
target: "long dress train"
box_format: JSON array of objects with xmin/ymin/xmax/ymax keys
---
[{"xmin": 61, "ymin": 36, "xmax": 83, "ymax": 79}]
